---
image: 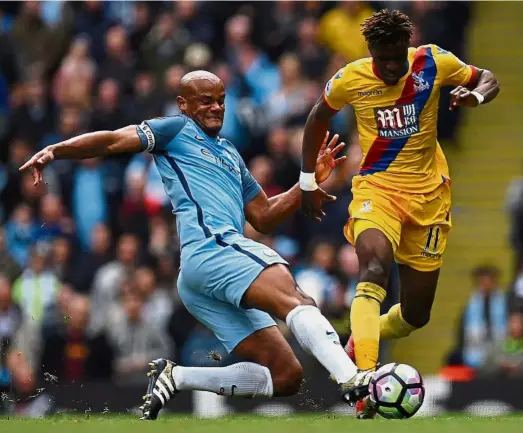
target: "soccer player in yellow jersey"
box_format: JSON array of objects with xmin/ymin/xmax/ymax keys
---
[{"xmin": 300, "ymin": 10, "xmax": 500, "ymax": 417}]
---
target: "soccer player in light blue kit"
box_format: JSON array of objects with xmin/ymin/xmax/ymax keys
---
[{"xmin": 21, "ymin": 71, "xmax": 373, "ymax": 419}]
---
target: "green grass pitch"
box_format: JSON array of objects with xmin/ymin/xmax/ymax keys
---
[{"xmin": 2, "ymin": 415, "xmax": 523, "ymax": 433}]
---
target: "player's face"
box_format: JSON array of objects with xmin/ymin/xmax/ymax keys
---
[
  {"xmin": 182, "ymin": 80, "xmax": 226, "ymax": 137},
  {"xmin": 370, "ymin": 42, "xmax": 409, "ymax": 85}
]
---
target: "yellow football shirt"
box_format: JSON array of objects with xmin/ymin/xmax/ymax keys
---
[{"xmin": 324, "ymin": 44, "xmax": 477, "ymax": 193}]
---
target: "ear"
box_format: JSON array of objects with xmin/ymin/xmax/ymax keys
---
[{"xmin": 177, "ymin": 96, "xmax": 187, "ymax": 114}]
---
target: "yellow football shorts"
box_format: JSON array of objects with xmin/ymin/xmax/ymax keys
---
[{"xmin": 344, "ymin": 178, "xmax": 452, "ymax": 272}]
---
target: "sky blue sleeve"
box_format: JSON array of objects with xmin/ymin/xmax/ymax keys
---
[
  {"xmin": 136, "ymin": 115, "xmax": 187, "ymax": 153},
  {"xmin": 240, "ymin": 158, "xmax": 262, "ymax": 205}
]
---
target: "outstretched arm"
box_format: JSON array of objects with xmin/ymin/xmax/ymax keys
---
[
  {"xmin": 450, "ymin": 67, "xmax": 500, "ymax": 110},
  {"xmin": 19, "ymin": 126, "xmax": 143, "ymax": 185},
  {"xmin": 245, "ymin": 132, "xmax": 345, "ymax": 234},
  {"xmin": 300, "ymin": 97, "xmax": 339, "ymax": 221}
]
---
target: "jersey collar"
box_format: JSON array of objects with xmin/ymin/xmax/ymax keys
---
[{"xmin": 371, "ymin": 60, "xmax": 411, "ymax": 84}]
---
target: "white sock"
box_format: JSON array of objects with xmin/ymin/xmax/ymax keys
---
[
  {"xmin": 286, "ymin": 305, "xmax": 357, "ymax": 384},
  {"xmin": 172, "ymin": 362, "xmax": 273, "ymax": 398}
]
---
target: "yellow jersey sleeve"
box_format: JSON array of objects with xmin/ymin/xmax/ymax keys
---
[
  {"xmin": 323, "ymin": 64, "xmax": 352, "ymax": 111},
  {"xmin": 433, "ymin": 45, "xmax": 477, "ymax": 87}
]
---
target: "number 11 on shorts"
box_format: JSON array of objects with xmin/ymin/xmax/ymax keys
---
[{"xmin": 424, "ymin": 227, "xmax": 440, "ymax": 253}]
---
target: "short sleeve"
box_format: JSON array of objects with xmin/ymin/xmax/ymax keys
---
[
  {"xmin": 240, "ymin": 158, "xmax": 262, "ymax": 205},
  {"xmin": 323, "ymin": 65, "xmax": 350, "ymax": 111},
  {"xmin": 136, "ymin": 115, "xmax": 188, "ymax": 153},
  {"xmin": 434, "ymin": 46, "xmax": 477, "ymax": 87}
]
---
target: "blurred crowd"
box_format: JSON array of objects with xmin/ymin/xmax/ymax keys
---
[
  {"xmin": 0, "ymin": 0, "xmax": 473, "ymax": 412},
  {"xmin": 443, "ymin": 264, "xmax": 523, "ymax": 380},
  {"xmin": 445, "ymin": 170, "xmax": 523, "ymax": 379}
]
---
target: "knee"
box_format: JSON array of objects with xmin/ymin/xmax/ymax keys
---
[
  {"xmin": 358, "ymin": 252, "xmax": 391, "ymax": 287},
  {"xmin": 296, "ymin": 289, "xmax": 317, "ymax": 308},
  {"xmin": 270, "ymin": 356, "xmax": 303, "ymax": 397},
  {"xmin": 282, "ymin": 285, "xmax": 318, "ymax": 315},
  {"xmin": 401, "ymin": 305, "xmax": 431, "ymax": 329}
]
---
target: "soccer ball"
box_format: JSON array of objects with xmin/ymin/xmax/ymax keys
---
[{"xmin": 368, "ymin": 363, "xmax": 425, "ymax": 419}]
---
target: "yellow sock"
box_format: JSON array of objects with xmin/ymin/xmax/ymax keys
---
[
  {"xmin": 380, "ymin": 304, "xmax": 418, "ymax": 340},
  {"xmin": 350, "ymin": 282, "xmax": 387, "ymax": 371}
]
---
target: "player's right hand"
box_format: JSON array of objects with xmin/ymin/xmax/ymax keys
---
[
  {"xmin": 19, "ymin": 145, "xmax": 56, "ymax": 186},
  {"xmin": 301, "ymin": 188, "xmax": 336, "ymax": 222}
]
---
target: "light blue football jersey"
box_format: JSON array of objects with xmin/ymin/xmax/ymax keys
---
[{"xmin": 136, "ymin": 115, "xmax": 262, "ymax": 249}]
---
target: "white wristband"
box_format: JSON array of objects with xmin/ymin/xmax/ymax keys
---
[
  {"xmin": 299, "ymin": 171, "xmax": 318, "ymax": 191},
  {"xmin": 471, "ymin": 91, "xmax": 484, "ymax": 105}
]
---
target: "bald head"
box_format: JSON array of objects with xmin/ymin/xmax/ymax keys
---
[
  {"xmin": 180, "ymin": 70, "xmax": 222, "ymax": 97},
  {"xmin": 177, "ymin": 70, "xmax": 225, "ymax": 137}
]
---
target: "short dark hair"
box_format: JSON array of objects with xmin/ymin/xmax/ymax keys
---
[
  {"xmin": 472, "ymin": 264, "xmax": 500, "ymax": 280},
  {"xmin": 361, "ymin": 9, "xmax": 414, "ymax": 47}
]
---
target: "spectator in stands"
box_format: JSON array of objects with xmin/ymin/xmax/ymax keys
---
[
  {"xmin": 90, "ymin": 78, "xmax": 129, "ymax": 132},
  {"xmin": 160, "ymin": 64, "xmax": 185, "ymax": 117},
  {"xmin": 446, "ymin": 265, "xmax": 508, "ymax": 368},
  {"xmin": 119, "ymin": 155, "xmax": 152, "ymax": 240},
  {"xmin": 266, "ymin": 127, "xmax": 300, "ymax": 191},
  {"xmin": 89, "ymin": 233, "xmax": 140, "ymax": 333},
  {"xmin": 248, "ymin": 155, "xmax": 283, "ymax": 198},
  {"xmin": 509, "ymin": 258, "xmax": 523, "ymax": 314},
  {"xmin": 156, "ymin": 252, "xmax": 179, "ymax": 296},
  {"xmin": 225, "ymin": 13, "xmax": 280, "ymax": 106},
  {"xmin": 72, "ymin": 158, "xmax": 108, "ymax": 250},
  {"xmin": 141, "ymin": 11, "xmax": 190, "ymax": 81},
  {"xmin": 147, "ymin": 214, "xmax": 173, "ymax": 260},
  {"xmin": 318, "ymin": 1, "xmax": 373, "ymax": 62},
  {"xmin": 18, "ymin": 171, "xmax": 49, "ymax": 219},
  {"xmin": 0, "ymin": 228, "xmax": 21, "ymax": 283},
  {"xmin": 52, "ymin": 35, "xmax": 96, "ymax": 109},
  {"xmin": 12, "ymin": 242, "xmax": 60, "ymax": 324},
  {"xmin": 36, "ymin": 194, "xmax": 74, "ymax": 244},
  {"xmin": 296, "ymin": 135, "xmax": 359, "ymax": 249},
  {"xmin": 68, "ymin": 223, "xmax": 113, "ymax": 294},
  {"xmin": 50, "ymin": 236, "xmax": 74, "ymax": 282},
  {"xmin": 265, "ymin": 52, "xmax": 317, "ymax": 127},
  {"xmin": 39, "ymin": 107, "xmax": 85, "ymax": 196},
  {"xmin": 505, "ymin": 175, "xmax": 523, "ymax": 273},
  {"xmin": 124, "ymin": 153, "xmax": 169, "ymax": 218},
  {"xmin": 106, "ymin": 289, "xmax": 171, "ymax": 384},
  {"xmin": 10, "ymin": 79, "xmax": 54, "ymax": 147},
  {"xmin": 295, "ymin": 240, "xmax": 343, "ymax": 314},
  {"xmin": 41, "ymin": 281, "xmax": 75, "ymax": 337},
  {"xmin": 481, "ymin": 313, "xmax": 523, "ymax": 377},
  {"xmin": 135, "ymin": 266, "xmax": 172, "ymax": 331},
  {"xmin": 175, "ymin": 1, "xmax": 214, "ymax": 45},
  {"xmin": 5, "ymin": 203, "xmax": 37, "ymax": 267},
  {"xmin": 73, "ymin": 0, "xmax": 113, "ymax": 64},
  {"xmin": 129, "ymin": 2, "xmax": 153, "ymax": 54},
  {"xmin": 12, "ymin": 0, "xmax": 70, "ymax": 76},
  {"xmin": 98, "ymin": 25, "xmax": 135, "ymax": 94},
  {"xmin": 1, "ymin": 138, "xmax": 33, "ymax": 219},
  {"xmin": 0, "ymin": 273, "xmax": 22, "ymax": 395},
  {"xmin": 259, "ymin": 1, "xmax": 301, "ymax": 60},
  {"xmin": 41, "ymin": 294, "xmax": 113, "ymax": 382},
  {"xmin": 129, "ymin": 71, "xmax": 162, "ymax": 123},
  {"xmin": 295, "ymin": 17, "xmax": 329, "ymax": 81}
]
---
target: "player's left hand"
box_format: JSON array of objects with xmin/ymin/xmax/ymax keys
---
[
  {"xmin": 449, "ymin": 86, "xmax": 480, "ymax": 110},
  {"xmin": 315, "ymin": 131, "xmax": 346, "ymax": 184}
]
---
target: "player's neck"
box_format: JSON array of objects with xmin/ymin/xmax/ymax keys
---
[
  {"xmin": 371, "ymin": 61, "xmax": 410, "ymax": 85},
  {"xmin": 193, "ymin": 118, "xmax": 219, "ymax": 139}
]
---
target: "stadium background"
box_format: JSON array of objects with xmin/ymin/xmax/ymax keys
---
[{"xmin": 0, "ymin": 0, "xmax": 522, "ymax": 418}]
